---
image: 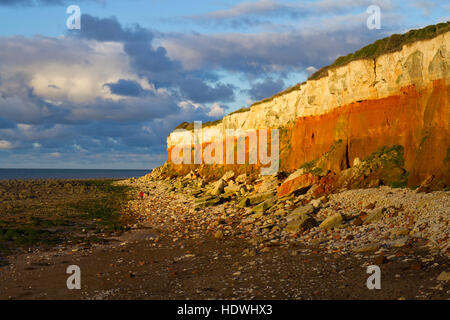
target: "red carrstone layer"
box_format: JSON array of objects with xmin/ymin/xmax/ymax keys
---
[{"xmin": 167, "ymin": 79, "xmax": 450, "ymax": 186}]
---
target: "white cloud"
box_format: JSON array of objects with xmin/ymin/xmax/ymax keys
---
[
  {"xmin": 0, "ymin": 140, "xmax": 12, "ymax": 150},
  {"xmin": 207, "ymin": 103, "xmax": 225, "ymax": 117},
  {"xmin": 0, "ymin": 37, "xmax": 151, "ymax": 105},
  {"xmin": 49, "ymin": 152, "xmax": 62, "ymax": 158}
]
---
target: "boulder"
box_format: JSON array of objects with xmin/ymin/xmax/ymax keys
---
[
  {"xmin": 310, "ymin": 199, "xmax": 322, "ymax": 209},
  {"xmin": 364, "ymin": 208, "xmax": 386, "ymax": 224},
  {"xmin": 277, "ymin": 173, "xmax": 319, "ymax": 198},
  {"xmin": 224, "ymin": 184, "xmax": 241, "ymax": 194},
  {"xmin": 194, "ymin": 197, "xmax": 222, "ymax": 209},
  {"xmin": 286, "ymin": 214, "xmax": 317, "ymax": 233},
  {"xmin": 251, "ymin": 196, "xmax": 277, "ymax": 213},
  {"xmin": 255, "ymin": 175, "xmax": 278, "ymax": 194},
  {"xmin": 211, "ymin": 179, "xmax": 226, "ymax": 196},
  {"xmin": 286, "ymin": 204, "xmax": 315, "ymax": 222},
  {"xmin": 235, "ymin": 174, "xmax": 248, "ymax": 184},
  {"xmin": 437, "ymin": 271, "xmax": 450, "ymax": 282},
  {"xmin": 247, "ymin": 191, "xmax": 277, "ymax": 206},
  {"xmin": 353, "ymin": 244, "xmax": 381, "ymax": 253},
  {"xmin": 353, "ymin": 157, "xmax": 362, "ymax": 167},
  {"xmin": 319, "ymin": 212, "xmax": 345, "ymax": 229},
  {"xmin": 221, "ymin": 171, "xmax": 235, "ymax": 182}
]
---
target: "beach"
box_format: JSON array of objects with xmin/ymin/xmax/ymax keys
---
[{"xmin": 0, "ymin": 176, "xmax": 448, "ymax": 299}]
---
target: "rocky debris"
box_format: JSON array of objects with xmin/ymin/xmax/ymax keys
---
[{"xmin": 131, "ymin": 169, "xmax": 450, "ymax": 259}]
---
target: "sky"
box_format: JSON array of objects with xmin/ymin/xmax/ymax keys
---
[{"xmin": 0, "ymin": 0, "xmax": 448, "ymax": 169}]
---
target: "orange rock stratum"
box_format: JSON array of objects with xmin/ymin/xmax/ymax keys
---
[{"xmin": 164, "ymin": 28, "xmax": 450, "ymax": 188}]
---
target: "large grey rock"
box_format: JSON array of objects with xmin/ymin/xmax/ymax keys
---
[
  {"xmin": 252, "ymin": 196, "xmax": 277, "ymax": 213},
  {"xmin": 286, "ymin": 204, "xmax": 315, "ymax": 223},
  {"xmin": 319, "ymin": 212, "xmax": 345, "ymax": 229},
  {"xmin": 364, "ymin": 208, "xmax": 386, "ymax": 224},
  {"xmin": 286, "ymin": 214, "xmax": 317, "ymax": 233},
  {"xmin": 211, "ymin": 179, "xmax": 226, "ymax": 196},
  {"xmin": 248, "ymin": 191, "xmax": 277, "ymax": 206},
  {"xmin": 221, "ymin": 171, "xmax": 235, "ymax": 182},
  {"xmin": 235, "ymin": 174, "xmax": 248, "ymax": 184}
]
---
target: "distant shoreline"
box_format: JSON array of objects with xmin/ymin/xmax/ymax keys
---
[{"xmin": 0, "ymin": 168, "xmax": 151, "ymax": 181}]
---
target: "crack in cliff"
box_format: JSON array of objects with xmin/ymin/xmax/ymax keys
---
[
  {"xmin": 345, "ymin": 138, "xmax": 350, "ymax": 169},
  {"xmin": 372, "ymin": 58, "xmax": 378, "ymax": 87}
]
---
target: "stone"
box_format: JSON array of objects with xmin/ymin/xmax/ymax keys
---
[
  {"xmin": 238, "ymin": 197, "xmax": 250, "ymax": 208},
  {"xmin": 364, "ymin": 208, "xmax": 385, "ymax": 224},
  {"xmin": 277, "ymin": 173, "xmax": 319, "ymax": 198},
  {"xmin": 352, "ymin": 217, "xmax": 363, "ymax": 226},
  {"xmin": 197, "ymin": 179, "xmax": 207, "ymax": 188},
  {"xmin": 221, "ymin": 171, "xmax": 235, "ymax": 182},
  {"xmin": 255, "ymin": 176, "xmax": 279, "ymax": 194},
  {"xmin": 211, "ymin": 179, "xmax": 226, "ymax": 196},
  {"xmin": 393, "ymin": 227, "xmax": 410, "ymax": 237},
  {"xmin": 409, "ymin": 262, "xmax": 422, "ymax": 271},
  {"xmin": 353, "ymin": 157, "xmax": 361, "ymax": 167},
  {"xmin": 365, "ymin": 203, "xmax": 376, "ymax": 210},
  {"xmin": 252, "ymin": 196, "xmax": 277, "ymax": 213},
  {"xmin": 415, "ymin": 174, "xmax": 434, "ymax": 193},
  {"xmin": 436, "ymin": 271, "xmax": 450, "ymax": 282},
  {"xmin": 286, "ymin": 204, "xmax": 315, "ymax": 223},
  {"xmin": 391, "ymin": 237, "xmax": 410, "ymax": 248},
  {"xmin": 310, "ymin": 199, "xmax": 322, "ymax": 209},
  {"xmin": 353, "ymin": 244, "xmax": 380, "ymax": 253},
  {"xmin": 247, "ymin": 191, "xmax": 277, "ymax": 206},
  {"xmin": 214, "ymin": 230, "xmax": 224, "ymax": 239},
  {"xmin": 224, "ymin": 184, "xmax": 241, "ymax": 194},
  {"xmin": 194, "ymin": 197, "xmax": 221, "ymax": 209},
  {"xmin": 285, "ymin": 214, "xmax": 317, "ymax": 233},
  {"xmin": 374, "ymin": 255, "xmax": 389, "ymax": 265},
  {"xmin": 319, "ymin": 213, "xmax": 344, "ymax": 230},
  {"xmin": 236, "ymin": 174, "xmax": 248, "ymax": 184}
]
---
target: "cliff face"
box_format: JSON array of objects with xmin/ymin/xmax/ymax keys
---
[{"xmin": 165, "ymin": 30, "xmax": 450, "ymax": 187}]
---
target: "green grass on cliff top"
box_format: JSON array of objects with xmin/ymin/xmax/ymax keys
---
[{"xmin": 174, "ymin": 21, "xmax": 449, "ymax": 132}]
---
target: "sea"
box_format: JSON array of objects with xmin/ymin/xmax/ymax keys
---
[{"xmin": 0, "ymin": 169, "xmax": 152, "ymax": 180}]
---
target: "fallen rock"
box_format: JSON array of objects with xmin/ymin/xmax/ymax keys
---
[
  {"xmin": 352, "ymin": 217, "xmax": 364, "ymax": 226},
  {"xmin": 353, "ymin": 244, "xmax": 381, "ymax": 253},
  {"xmin": 364, "ymin": 208, "xmax": 386, "ymax": 224},
  {"xmin": 277, "ymin": 173, "xmax": 319, "ymax": 198},
  {"xmin": 214, "ymin": 230, "xmax": 224, "ymax": 239},
  {"xmin": 374, "ymin": 255, "xmax": 389, "ymax": 265},
  {"xmin": 319, "ymin": 213, "xmax": 344, "ymax": 230},
  {"xmin": 211, "ymin": 179, "xmax": 226, "ymax": 196},
  {"xmin": 252, "ymin": 196, "xmax": 277, "ymax": 213},
  {"xmin": 310, "ymin": 199, "xmax": 322, "ymax": 209},
  {"xmin": 235, "ymin": 174, "xmax": 248, "ymax": 184},
  {"xmin": 353, "ymin": 157, "xmax": 362, "ymax": 167},
  {"xmin": 247, "ymin": 191, "xmax": 277, "ymax": 206},
  {"xmin": 415, "ymin": 175, "xmax": 434, "ymax": 193},
  {"xmin": 286, "ymin": 204, "xmax": 315, "ymax": 223},
  {"xmin": 436, "ymin": 271, "xmax": 450, "ymax": 282},
  {"xmin": 221, "ymin": 171, "xmax": 235, "ymax": 182},
  {"xmin": 286, "ymin": 214, "xmax": 317, "ymax": 233}
]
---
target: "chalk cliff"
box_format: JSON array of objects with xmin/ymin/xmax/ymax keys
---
[{"xmin": 163, "ymin": 23, "xmax": 450, "ymax": 188}]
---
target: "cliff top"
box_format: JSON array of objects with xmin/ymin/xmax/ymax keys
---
[{"xmin": 174, "ymin": 21, "xmax": 450, "ymax": 132}]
